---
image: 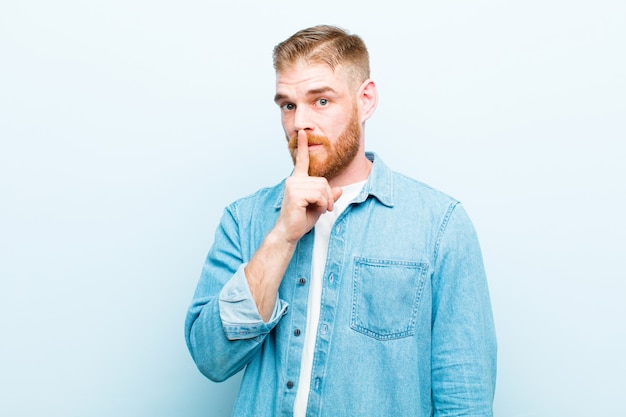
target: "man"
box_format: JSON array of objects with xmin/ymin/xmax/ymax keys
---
[{"xmin": 185, "ymin": 25, "xmax": 496, "ymax": 417}]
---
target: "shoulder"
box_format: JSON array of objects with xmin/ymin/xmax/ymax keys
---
[
  {"xmin": 367, "ymin": 152, "xmax": 459, "ymax": 211},
  {"xmin": 390, "ymin": 170, "xmax": 466, "ymax": 234},
  {"xmin": 225, "ymin": 179, "xmax": 286, "ymax": 217},
  {"xmin": 392, "ymin": 170, "xmax": 458, "ymax": 206}
]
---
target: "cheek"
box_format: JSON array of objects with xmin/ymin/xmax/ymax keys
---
[
  {"xmin": 327, "ymin": 118, "xmax": 350, "ymax": 138},
  {"xmin": 280, "ymin": 112, "xmax": 292, "ymax": 128}
]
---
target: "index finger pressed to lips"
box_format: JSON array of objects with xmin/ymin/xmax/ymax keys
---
[{"xmin": 293, "ymin": 130, "xmax": 310, "ymax": 177}]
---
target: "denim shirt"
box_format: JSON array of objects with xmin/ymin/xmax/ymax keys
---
[{"xmin": 185, "ymin": 153, "xmax": 497, "ymax": 417}]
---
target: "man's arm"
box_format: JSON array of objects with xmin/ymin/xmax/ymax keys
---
[
  {"xmin": 245, "ymin": 130, "xmax": 342, "ymax": 321},
  {"xmin": 185, "ymin": 130, "xmax": 342, "ymax": 380},
  {"xmin": 431, "ymin": 203, "xmax": 497, "ymax": 416}
]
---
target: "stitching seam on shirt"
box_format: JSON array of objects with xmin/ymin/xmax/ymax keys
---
[{"xmin": 433, "ymin": 201, "xmax": 459, "ymax": 263}]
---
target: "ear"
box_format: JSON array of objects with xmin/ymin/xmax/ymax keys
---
[{"xmin": 356, "ymin": 79, "xmax": 378, "ymax": 123}]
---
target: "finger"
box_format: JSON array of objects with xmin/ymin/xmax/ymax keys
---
[
  {"xmin": 328, "ymin": 186, "xmax": 343, "ymax": 211},
  {"xmin": 293, "ymin": 130, "xmax": 310, "ymax": 177}
]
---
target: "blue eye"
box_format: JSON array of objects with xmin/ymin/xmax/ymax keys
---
[
  {"xmin": 282, "ymin": 103, "xmax": 295, "ymax": 111},
  {"xmin": 317, "ymin": 98, "xmax": 328, "ymax": 106}
]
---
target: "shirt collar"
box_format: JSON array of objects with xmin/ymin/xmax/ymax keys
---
[
  {"xmin": 355, "ymin": 152, "xmax": 394, "ymax": 207},
  {"xmin": 273, "ymin": 152, "xmax": 394, "ymax": 209}
]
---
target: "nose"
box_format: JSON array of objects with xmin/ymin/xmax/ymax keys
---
[{"xmin": 293, "ymin": 106, "xmax": 314, "ymax": 133}]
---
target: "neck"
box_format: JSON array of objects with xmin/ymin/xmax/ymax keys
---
[{"xmin": 327, "ymin": 152, "xmax": 372, "ymax": 188}]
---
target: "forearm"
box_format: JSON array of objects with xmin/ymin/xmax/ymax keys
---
[{"xmin": 244, "ymin": 226, "xmax": 298, "ymax": 322}]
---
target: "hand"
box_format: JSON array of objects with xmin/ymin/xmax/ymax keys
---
[{"xmin": 275, "ymin": 130, "xmax": 343, "ymax": 243}]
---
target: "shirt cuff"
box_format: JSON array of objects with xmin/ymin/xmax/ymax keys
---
[{"xmin": 218, "ymin": 263, "xmax": 288, "ymax": 340}]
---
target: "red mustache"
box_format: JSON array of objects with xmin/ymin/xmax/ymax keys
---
[{"xmin": 287, "ymin": 133, "xmax": 330, "ymax": 150}]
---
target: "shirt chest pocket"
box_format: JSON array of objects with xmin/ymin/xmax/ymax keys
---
[{"xmin": 350, "ymin": 257, "xmax": 428, "ymax": 340}]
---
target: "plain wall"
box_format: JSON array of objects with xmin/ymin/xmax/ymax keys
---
[{"xmin": 1, "ymin": 1, "xmax": 624, "ymax": 416}]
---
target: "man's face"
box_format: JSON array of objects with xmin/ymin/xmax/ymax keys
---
[{"xmin": 275, "ymin": 62, "xmax": 362, "ymax": 179}]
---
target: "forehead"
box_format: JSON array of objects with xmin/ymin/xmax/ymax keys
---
[{"xmin": 275, "ymin": 61, "xmax": 351, "ymax": 95}]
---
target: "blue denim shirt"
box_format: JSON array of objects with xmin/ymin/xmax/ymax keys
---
[{"xmin": 185, "ymin": 153, "xmax": 496, "ymax": 417}]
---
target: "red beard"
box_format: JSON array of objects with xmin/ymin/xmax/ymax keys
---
[{"xmin": 288, "ymin": 108, "xmax": 361, "ymax": 179}]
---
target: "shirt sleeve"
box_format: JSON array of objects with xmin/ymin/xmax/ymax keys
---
[
  {"xmin": 219, "ymin": 263, "xmax": 288, "ymax": 340},
  {"xmin": 185, "ymin": 203, "xmax": 288, "ymax": 382},
  {"xmin": 431, "ymin": 202, "xmax": 497, "ymax": 416}
]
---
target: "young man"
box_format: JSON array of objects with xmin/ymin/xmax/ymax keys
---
[{"xmin": 185, "ymin": 25, "xmax": 497, "ymax": 417}]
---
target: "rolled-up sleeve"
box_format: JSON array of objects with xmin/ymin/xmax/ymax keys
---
[{"xmin": 219, "ymin": 263, "xmax": 289, "ymax": 340}]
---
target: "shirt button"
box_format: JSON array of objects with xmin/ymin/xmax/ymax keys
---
[
  {"xmin": 329, "ymin": 274, "xmax": 334, "ymax": 283},
  {"xmin": 299, "ymin": 277, "xmax": 306, "ymax": 285},
  {"xmin": 286, "ymin": 381, "xmax": 294, "ymax": 389},
  {"xmin": 294, "ymin": 328, "xmax": 301, "ymax": 336}
]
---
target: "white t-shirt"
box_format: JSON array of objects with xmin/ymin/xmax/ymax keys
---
[{"xmin": 293, "ymin": 180, "xmax": 366, "ymax": 416}]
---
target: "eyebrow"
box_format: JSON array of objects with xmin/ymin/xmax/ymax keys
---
[
  {"xmin": 274, "ymin": 86, "xmax": 339, "ymax": 103},
  {"xmin": 273, "ymin": 93, "xmax": 288, "ymax": 103}
]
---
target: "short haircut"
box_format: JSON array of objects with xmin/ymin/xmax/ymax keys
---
[{"xmin": 273, "ymin": 25, "xmax": 370, "ymax": 88}]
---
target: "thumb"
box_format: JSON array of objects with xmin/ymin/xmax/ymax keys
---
[
  {"xmin": 332, "ymin": 187, "xmax": 343, "ymax": 202},
  {"xmin": 327, "ymin": 187, "xmax": 343, "ymax": 211}
]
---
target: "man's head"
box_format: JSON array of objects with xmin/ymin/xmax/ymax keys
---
[
  {"xmin": 273, "ymin": 25, "xmax": 377, "ymax": 182},
  {"xmin": 273, "ymin": 25, "xmax": 370, "ymax": 92}
]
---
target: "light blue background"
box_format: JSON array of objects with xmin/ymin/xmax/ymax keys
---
[{"xmin": 1, "ymin": 1, "xmax": 624, "ymax": 416}]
